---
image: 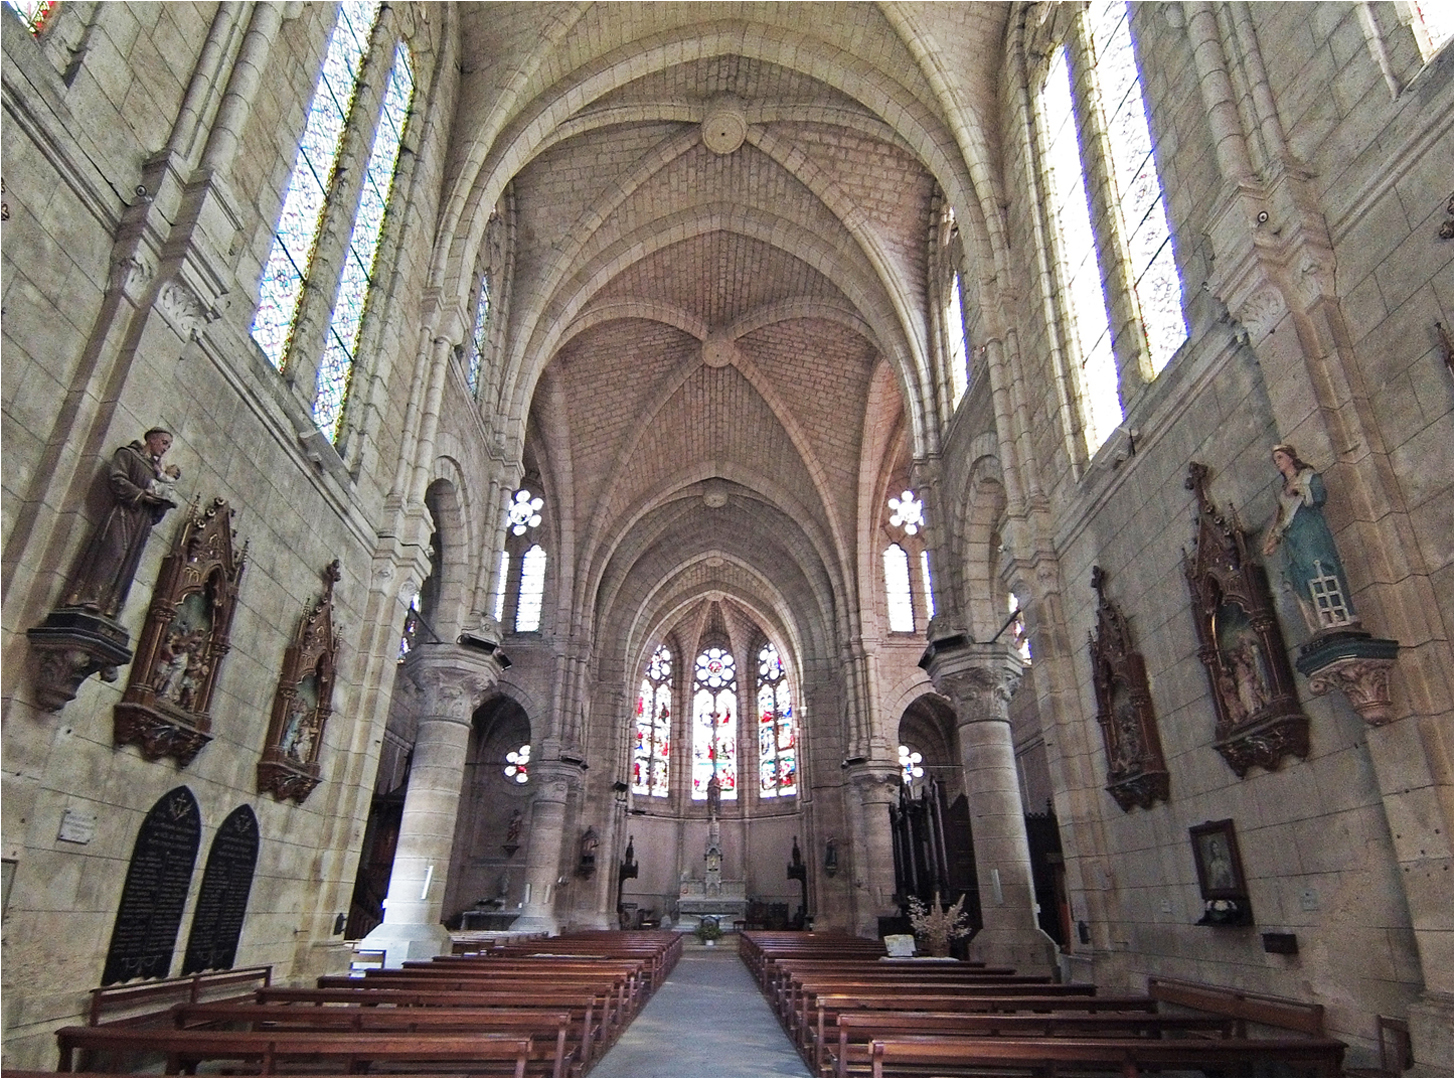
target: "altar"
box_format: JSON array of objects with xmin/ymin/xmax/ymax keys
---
[{"xmin": 676, "ymin": 773, "xmax": 747, "ymax": 930}]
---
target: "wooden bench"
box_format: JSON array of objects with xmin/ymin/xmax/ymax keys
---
[
  {"xmin": 173, "ymin": 1002, "xmax": 579, "ymax": 1077},
  {"xmin": 857, "ymin": 1033, "xmax": 1345, "ymax": 1076},
  {"xmin": 825, "ymin": 1009, "xmax": 1238, "ymax": 1077},
  {"xmin": 55, "ymin": 1026, "xmax": 534, "ymax": 1076},
  {"xmin": 258, "ymin": 985, "xmax": 608, "ymax": 1066},
  {"xmin": 1148, "ymin": 975, "xmax": 1327, "ymax": 1037},
  {"xmin": 86, "ymin": 966, "xmax": 272, "ymax": 1026}
]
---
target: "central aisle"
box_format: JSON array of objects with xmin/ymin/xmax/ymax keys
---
[{"xmin": 588, "ymin": 943, "xmax": 813, "ymax": 1078}]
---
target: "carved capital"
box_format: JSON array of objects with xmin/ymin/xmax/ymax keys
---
[
  {"xmin": 402, "ymin": 642, "xmax": 505, "ymax": 721},
  {"xmin": 919, "ymin": 639, "xmax": 1023, "ymax": 722},
  {"xmin": 156, "ymin": 277, "xmax": 220, "ymax": 338},
  {"xmin": 1233, "ymin": 286, "xmax": 1286, "ymax": 338},
  {"xmin": 1305, "ymin": 655, "xmax": 1397, "ymax": 726},
  {"xmin": 110, "ymin": 253, "xmax": 156, "ymax": 300}
]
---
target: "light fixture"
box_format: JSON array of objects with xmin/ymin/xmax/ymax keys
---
[
  {"xmin": 887, "ymin": 491, "xmax": 924, "ymax": 535},
  {"xmin": 507, "ymin": 489, "xmax": 543, "ymax": 535},
  {"xmin": 504, "ymin": 743, "xmax": 531, "ymax": 783},
  {"xmin": 898, "ymin": 744, "xmax": 924, "ymax": 783}
]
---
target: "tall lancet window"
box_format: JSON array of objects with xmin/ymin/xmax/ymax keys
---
[
  {"xmin": 632, "ymin": 646, "xmax": 672, "ymax": 797},
  {"xmin": 468, "ymin": 270, "xmax": 491, "ymax": 396},
  {"xmin": 691, "ymin": 647, "xmax": 737, "ymax": 800},
  {"xmin": 756, "ymin": 643, "xmax": 797, "ymax": 797},
  {"xmin": 947, "ymin": 272, "xmax": 969, "ymax": 405}
]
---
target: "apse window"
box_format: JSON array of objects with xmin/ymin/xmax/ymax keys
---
[
  {"xmin": 756, "ymin": 643, "xmax": 797, "ymax": 798},
  {"xmin": 632, "ymin": 645, "xmax": 672, "ymax": 797},
  {"xmin": 691, "ymin": 647, "xmax": 737, "ymax": 800}
]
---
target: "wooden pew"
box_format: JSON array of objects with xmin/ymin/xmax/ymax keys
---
[
  {"xmin": 258, "ymin": 986, "xmax": 607, "ymax": 1066},
  {"xmin": 776, "ymin": 968, "xmax": 1044, "ymax": 1031},
  {"xmin": 55, "ymin": 1026, "xmax": 534, "ymax": 1076},
  {"xmin": 1148, "ymin": 975, "xmax": 1328, "ymax": 1037},
  {"xmin": 825, "ymin": 1009, "xmax": 1237, "ymax": 1077},
  {"xmin": 859, "ymin": 1033, "xmax": 1345, "ymax": 1076},
  {"xmin": 173, "ymin": 1001, "xmax": 578, "ymax": 1077},
  {"xmin": 85, "ymin": 966, "xmax": 272, "ymax": 1026}
]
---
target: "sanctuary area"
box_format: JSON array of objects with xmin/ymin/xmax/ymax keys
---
[{"xmin": 2, "ymin": 1, "xmax": 1451, "ymax": 1073}]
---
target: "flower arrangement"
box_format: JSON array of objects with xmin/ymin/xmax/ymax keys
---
[
  {"xmin": 906, "ymin": 890, "xmax": 971, "ymax": 957},
  {"xmin": 695, "ymin": 916, "xmax": 722, "ymax": 944}
]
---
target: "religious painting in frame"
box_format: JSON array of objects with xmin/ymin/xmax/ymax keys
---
[
  {"xmin": 114, "ymin": 498, "xmax": 247, "ymax": 767},
  {"xmin": 1182, "ymin": 463, "xmax": 1308, "ymax": 777},
  {"xmin": 258, "ymin": 561, "xmax": 342, "ymax": 804},
  {"xmin": 1189, "ymin": 818, "xmax": 1253, "ymax": 926}
]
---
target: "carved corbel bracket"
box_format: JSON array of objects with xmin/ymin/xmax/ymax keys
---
[
  {"xmin": 26, "ymin": 608, "xmax": 133, "ymax": 711},
  {"xmin": 1295, "ymin": 632, "xmax": 1400, "ymax": 726}
]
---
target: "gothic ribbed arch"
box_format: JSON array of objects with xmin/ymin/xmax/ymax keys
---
[
  {"xmin": 593, "ymin": 499, "xmax": 838, "ymax": 665},
  {"xmin": 422, "ymin": 471, "xmax": 472, "ymax": 640},
  {"xmin": 503, "ymin": 204, "xmax": 927, "ymax": 460},
  {"xmin": 854, "ymin": 361, "xmax": 910, "ymax": 616},
  {"xmin": 563, "ymin": 299, "xmax": 710, "ymax": 347},
  {"xmin": 961, "ymin": 455, "xmax": 1008, "ymax": 640},
  {"xmin": 619, "ymin": 560, "xmax": 811, "ymax": 687},
  {"xmin": 432, "ymin": 14, "xmax": 986, "ymax": 311},
  {"xmin": 585, "ymin": 471, "xmax": 846, "ymax": 649},
  {"xmin": 568, "ymin": 339, "xmax": 856, "ymax": 608}
]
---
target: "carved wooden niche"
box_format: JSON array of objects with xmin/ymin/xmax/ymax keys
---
[
  {"xmin": 114, "ymin": 498, "xmax": 246, "ymax": 766},
  {"xmin": 257, "ymin": 560, "xmax": 341, "ymax": 803},
  {"xmin": 1089, "ymin": 566, "xmax": 1169, "ymax": 810},
  {"xmin": 1182, "ymin": 463, "xmax": 1308, "ymax": 776}
]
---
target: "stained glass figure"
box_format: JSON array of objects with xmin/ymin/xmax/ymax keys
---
[
  {"xmin": 756, "ymin": 643, "xmax": 797, "ymax": 797},
  {"xmin": 397, "ymin": 589, "xmax": 420, "ymax": 662},
  {"xmin": 251, "ymin": 1, "xmax": 380, "ymax": 372},
  {"xmin": 504, "ymin": 743, "xmax": 530, "ymax": 784},
  {"xmin": 515, "ymin": 544, "xmax": 546, "ymax": 632},
  {"xmin": 1045, "ymin": 44, "xmax": 1120, "ymax": 454},
  {"xmin": 1088, "ymin": 1, "xmax": 1186, "ymax": 374},
  {"xmin": 691, "ymin": 647, "xmax": 737, "ymax": 800},
  {"xmin": 631, "ymin": 645, "xmax": 672, "ymax": 797},
  {"xmin": 884, "ymin": 544, "xmax": 914, "ymax": 632},
  {"xmin": 6, "ymin": 0, "xmax": 55, "ymax": 34},
  {"xmin": 468, "ymin": 271, "xmax": 491, "ymax": 396},
  {"xmin": 313, "ymin": 41, "xmax": 415, "ymax": 440}
]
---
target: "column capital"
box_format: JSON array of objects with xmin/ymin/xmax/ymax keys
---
[
  {"xmin": 845, "ymin": 762, "xmax": 901, "ymax": 804},
  {"xmin": 528, "ymin": 759, "xmax": 584, "ymax": 803},
  {"xmin": 402, "ymin": 642, "xmax": 506, "ymax": 722},
  {"xmin": 919, "ymin": 639, "xmax": 1024, "ymax": 722}
]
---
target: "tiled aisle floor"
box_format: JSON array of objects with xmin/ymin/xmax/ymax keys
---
[{"xmin": 588, "ymin": 943, "xmax": 813, "ymax": 1078}]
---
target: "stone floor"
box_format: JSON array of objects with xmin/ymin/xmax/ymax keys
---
[{"xmin": 588, "ymin": 941, "xmax": 812, "ymax": 1078}]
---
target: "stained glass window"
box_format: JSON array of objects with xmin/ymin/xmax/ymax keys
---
[
  {"xmin": 691, "ymin": 647, "xmax": 737, "ymax": 800},
  {"xmin": 884, "ymin": 545, "xmax": 914, "ymax": 633},
  {"xmin": 920, "ymin": 550, "xmax": 936, "ymax": 622},
  {"xmin": 6, "ymin": 0, "xmax": 55, "ymax": 34},
  {"xmin": 515, "ymin": 544, "xmax": 546, "ymax": 632},
  {"xmin": 492, "ymin": 550, "xmax": 510, "ymax": 623},
  {"xmin": 468, "ymin": 271, "xmax": 491, "ymax": 396},
  {"xmin": 1413, "ymin": 0, "xmax": 1453, "ymax": 55},
  {"xmin": 398, "ymin": 589, "xmax": 420, "ymax": 662},
  {"xmin": 898, "ymin": 744, "xmax": 924, "ymax": 786},
  {"xmin": 947, "ymin": 272, "xmax": 969, "ymax": 405},
  {"xmin": 251, "ymin": 1, "xmax": 380, "ymax": 372},
  {"xmin": 314, "ymin": 41, "xmax": 415, "ymax": 440},
  {"xmin": 632, "ymin": 646, "xmax": 672, "ymax": 797},
  {"xmin": 1009, "ymin": 592, "xmax": 1032, "ymax": 662},
  {"xmin": 756, "ymin": 643, "xmax": 797, "ymax": 797},
  {"xmin": 1045, "ymin": 45, "xmax": 1120, "ymax": 454},
  {"xmin": 1088, "ymin": 1, "xmax": 1186, "ymax": 374}
]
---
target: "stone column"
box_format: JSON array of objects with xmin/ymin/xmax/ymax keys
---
[
  {"xmin": 360, "ymin": 643, "xmax": 503, "ymax": 965},
  {"xmin": 921, "ymin": 638, "xmax": 1057, "ymax": 971},
  {"xmin": 845, "ymin": 765, "xmax": 901, "ymax": 937},
  {"xmin": 513, "ymin": 759, "xmax": 583, "ymax": 934}
]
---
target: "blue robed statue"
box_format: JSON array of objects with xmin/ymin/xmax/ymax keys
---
[{"xmin": 1261, "ymin": 443, "xmax": 1360, "ymax": 637}]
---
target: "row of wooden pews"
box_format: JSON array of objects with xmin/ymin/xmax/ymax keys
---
[
  {"xmin": 740, "ymin": 930, "xmax": 1347, "ymax": 1077},
  {"xmin": 55, "ymin": 929, "xmax": 683, "ymax": 1076}
]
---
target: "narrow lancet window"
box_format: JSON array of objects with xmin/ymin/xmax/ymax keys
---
[
  {"xmin": 756, "ymin": 643, "xmax": 797, "ymax": 797},
  {"xmin": 632, "ymin": 646, "xmax": 672, "ymax": 797},
  {"xmin": 692, "ymin": 647, "xmax": 737, "ymax": 800},
  {"xmin": 884, "ymin": 544, "xmax": 914, "ymax": 632},
  {"xmin": 515, "ymin": 544, "xmax": 546, "ymax": 632}
]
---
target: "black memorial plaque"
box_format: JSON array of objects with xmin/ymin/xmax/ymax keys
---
[
  {"xmin": 101, "ymin": 787, "xmax": 201, "ymax": 985},
  {"xmin": 182, "ymin": 804, "xmax": 259, "ymax": 974}
]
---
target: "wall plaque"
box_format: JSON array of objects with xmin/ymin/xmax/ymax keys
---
[
  {"xmin": 182, "ymin": 804, "xmax": 259, "ymax": 974},
  {"xmin": 101, "ymin": 787, "xmax": 200, "ymax": 984}
]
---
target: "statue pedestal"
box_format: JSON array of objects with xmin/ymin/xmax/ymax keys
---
[
  {"xmin": 1295, "ymin": 630, "xmax": 1399, "ymax": 726},
  {"xmin": 27, "ymin": 607, "xmax": 133, "ymax": 711}
]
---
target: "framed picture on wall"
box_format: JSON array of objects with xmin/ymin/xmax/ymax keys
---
[{"xmin": 1189, "ymin": 819, "xmax": 1248, "ymax": 901}]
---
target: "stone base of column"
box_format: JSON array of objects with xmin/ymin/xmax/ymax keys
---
[
  {"xmin": 1407, "ymin": 990, "xmax": 1453, "ymax": 1075},
  {"xmin": 357, "ymin": 921, "xmax": 452, "ymax": 967},
  {"xmin": 967, "ymin": 926, "xmax": 1060, "ymax": 975}
]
